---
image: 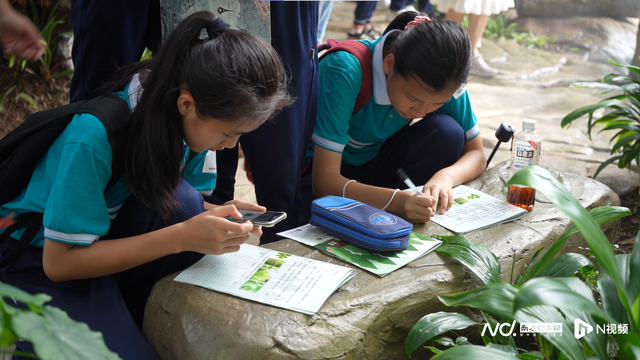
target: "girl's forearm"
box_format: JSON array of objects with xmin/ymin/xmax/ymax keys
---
[{"xmin": 43, "ymin": 223, "xmax": 185, "ymax": 282}]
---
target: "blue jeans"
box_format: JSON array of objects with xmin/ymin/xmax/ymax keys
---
[{"xmin": 354, "ymin": 1, "xmax": 377, "ymax": 25}]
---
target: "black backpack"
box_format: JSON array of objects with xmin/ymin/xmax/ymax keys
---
[{"xmin": 0, "ymin": 95, "xmax": 130, "ymax": 267}]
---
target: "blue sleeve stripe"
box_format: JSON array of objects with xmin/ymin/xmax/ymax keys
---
[
  {"xmin": 313, "ymin": 134, "xmax": 345, "ymax": 153},
  {"xmin": 466, "ymin": 124, "xmax": 480, "ymax": 141},
  {"xmin": 44, "ymin": 228, "xmax": 98, "ymax": 245},
  {"xmin": 348, "ymin": 137, "xmax": 375, "ymax": 149}
]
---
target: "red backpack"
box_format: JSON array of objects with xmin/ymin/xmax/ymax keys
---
[{"xmin": 318, "ymin": 39, "xmax": 373, "ymax": 115}]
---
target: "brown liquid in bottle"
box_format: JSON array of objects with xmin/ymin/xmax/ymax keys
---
[{"xmin": 507, "ymin": 185, "xmax": 536, "ymax": 211}]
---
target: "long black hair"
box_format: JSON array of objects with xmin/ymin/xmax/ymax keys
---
[
  {"xmin": 96, "ymin": 11, "xmax": 292, "ymax": 218},
  {"xmin": 383, "ymin": 11, "xmax": 470, "ymax": 93}
]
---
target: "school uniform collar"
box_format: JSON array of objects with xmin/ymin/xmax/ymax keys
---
[{"xmin": 373, "ymin": 29, "xmax": 401, "ymax": 105}]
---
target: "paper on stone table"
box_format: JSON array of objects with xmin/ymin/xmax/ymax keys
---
[
  {"xmin": 278, "ymin": 224, "xmax": 442, "ymax": 277},
  {"xmin": 428, "ymin": 184, "xmax": 527, "ymax": 234},
  {"xmin": 174, "ymin": 244, "xmax": 355, "ymax": 315}
]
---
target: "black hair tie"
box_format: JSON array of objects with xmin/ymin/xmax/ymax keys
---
[{"xmin": 206, "ymin": 18, "xmax": 230, "ymax": 39}]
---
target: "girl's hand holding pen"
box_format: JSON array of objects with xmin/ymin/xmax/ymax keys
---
[
  {"xmin": 399, "ymin": 191, "xmax": 437, "ymax": 223},
  {"xmin": 181, "ymin": 205, "xmax": 259, "ymax": 255},
  {"xmin": 422, "ymin": 172, "xmax": 455, "ymax": 215}
]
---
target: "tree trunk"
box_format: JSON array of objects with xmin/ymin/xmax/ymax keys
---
[{"xmin": 514, "ymin": 0, "xmax": 640, "ymax": 18}]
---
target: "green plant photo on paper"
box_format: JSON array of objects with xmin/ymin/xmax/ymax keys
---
[{"xmin": 405, "ymin": 166, "xmax": 639, "ymax": 359}]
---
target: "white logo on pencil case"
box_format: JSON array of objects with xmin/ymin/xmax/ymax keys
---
[{"xmin": 369, "ymin": 212, "xmax": 397, "ymax": 225}]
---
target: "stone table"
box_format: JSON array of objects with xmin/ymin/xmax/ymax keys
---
[{"xmin": 143, "ymin": 163, "xmax": 621, "ymax": 360}]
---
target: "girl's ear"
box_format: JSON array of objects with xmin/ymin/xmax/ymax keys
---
[
  {"xmin": 177, "ymin": 89, "xmax": 196, "ymax": 116},
  {"xmin": 382, "ymin": 53, "xmax": 396, "ymax": 76}
]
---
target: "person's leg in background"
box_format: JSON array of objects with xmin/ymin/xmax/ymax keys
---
[
  {"xmin": 69, "ymin": 0, "xmax": 161, "ymax": 102},
  {"xmin": 211, "ymin": 2, "xmax": 319, "ymax": 244},
  {"xmin": 348, "ymin": 1, "xmax": 379, "ymax": 39},
  {"xmin": 446, "ymin": 9, "xmax": 497, "ymax": 78},
  {"xmin": 317, "ymin": 0, "xmax": 334, "ymax": 44}
]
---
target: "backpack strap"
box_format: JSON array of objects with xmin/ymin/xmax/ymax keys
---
[
  {"xmin": 319, "ymin": 39, "xmax": 373, "ymax": 115},
  {"xmin": 0, "ymin": 95, "xmax": 130, "ymax": 268}
]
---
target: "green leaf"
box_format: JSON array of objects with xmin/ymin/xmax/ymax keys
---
[
  {"xmin": 485, "ymin": 343, "xmax": 518, "ymax": 356},
  {"xmin": 0, "ymin": 86, "xmax": 16, "ymax": 114},
  {"xmin": 609, "ymin": 59, "xmax": 640, "ymax": 75},
  {"xmin": 571, "ymin": 81, "xmax": 623, "ymax": 91},
  {"xmin": 611, "ymin": 133, "xmax": 640, "ymax": 153},
  {"xmin": 628, "ymin": 233, "xmax": 640, "ymax": 324},
  {"xmin": 534, "ymin": 253, "xmax": 592, "ymax": 278},
  {"xmin": 47, "ymin": 69, "xmax": 74, "ymax": 80},
  {"xmin": 516, "ymin": 306, "xmax": 587, "ymax": 360},
  {"xmin": 0, "ymin": 282, "xmax": 50, "ymax": 311},
  {"xmin": 0, "ymin": 305, "xmax": 18, "ymax": 347},
  {"xmin": 592, "ymin": 156, "xmax": 622, "ymax": 179},
  {"xmin": 506, "ymin": 166, "xmax": 630, "ymax": 312},
  {"xmin": 430, "ymin": 345, "xmax": 520, "ymax": 359},
  {"xmin": 18, "ymin": 93, "xmax": 37, "ymax": 107},
  {"xmin": 434, "ymin": 336, "xmax": 455, "ymax": 347},
  {"xmin": 561, "ymin": 99, "xmax": 626, "ymax": 127},
  {"xmin": 514, "ymin": 278, "xmax": 615, "ymax": 324},
  {"xmin": 434, "ymin": 235, "xmax": 502, "ymax": 285},
  {"xmin": 426, "ymin": 346, "xmax": 443, "ymax": 354},
  {"xmin": 598, "ymin": 259, "xmax": 627, "ymax": 324},
  {"xmin": 518, "ymin": 206, "xmax": 629, "ymax": 284},
  {"xmin": 517, "ymin": 351, "xmax": 544, "ymax": 359},
  {"xmin": 12, "ymin": 306, "xmax": 121, "ymax": 360},
  {"xmin": 439, "ymin": 283, "xmax": 518, "ymax": 320},
  {"xmin": 406, "ymin": 312, "xmax": 477, "ymax": 355}
]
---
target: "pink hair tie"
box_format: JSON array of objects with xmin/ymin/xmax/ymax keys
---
[{"xmin": 404, "ymin": 16, "xmax": 432, "ymax": 30}]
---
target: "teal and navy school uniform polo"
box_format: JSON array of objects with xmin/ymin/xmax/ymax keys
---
[
  {"xmin": 309, "ymin": 29, "xmax": 480, "ymax": 167},
  {"xmin": 0, "ymin": 73, "xmax": 217, "ymax": 247}
]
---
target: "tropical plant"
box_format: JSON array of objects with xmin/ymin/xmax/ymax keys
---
[
  {"xmin": 484, "ymin": 14, "xmax": 518, "ymax": 41},
  {"xmin": 562, "ymin": 61, "xmax": 640, "ymax": 179},
  {"xmin": 0, "ymin": 281, "xmax": 120, "ymax": 359},
  {"xmin": 406, "ymin": 166, "xmax": 639, "ymax": 359}
]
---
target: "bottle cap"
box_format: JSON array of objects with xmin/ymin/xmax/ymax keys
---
[{"xmin": 522, "ymin": 119, "xmax": 536, "ymax": 130}]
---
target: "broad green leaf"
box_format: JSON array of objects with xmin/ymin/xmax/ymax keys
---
[
  {"xmin": 561, "ymin": 99, "xmax": 626, "ymax": 127},
  {"xmin": 554, "ymin": 278, "xmax": 608, "ymax": 360},
  {"xmin": 517, "ymin": 351, "xmax": 544, "ymax": 359},
  {"xmin": 627, "ymin": 231, "xmax": 640, "ymax": 315},
  {"xmin": 430, "ymin": 345, "xmax": 520, "ymax": 359},
  {"xmin": 516, "ymin": 306, "xmax": 586, "ymax": 360},
  {"xmin": 507, "ymin": 166, "xmax": 630, "ymax": 312},
  {"xmin": 481, "ymin": 312, "xmax": 516, "ymax": 348},
  {"xmin": 12, "ymin": 306, "xmax": 121, "ymax": 360},
  {"xmin": 534, "ymin": 253, "xmax": 592, "ymax": 278},
  {"xmin": 0, "ymin": 282, "xmax": 50, "ymax": 311},
  {"xmin": 518, "ymin": 206, "xmax": 629, "ymax": 284},
  {"xmin": 0, "ymin": 306, "xmax": 17, "ymax": 347},
  {"xmin": 485, "ymin": 342, "xmax": 518, "ymax": 355},
  {"xmin": 405, "ymin": 312, "xmax": 477, "ymax": 355},
  {"xmin": 434, "ymin": 235, "xmax": 502, "ymax": 285},
  {"xmin": 439, "ymin": 283, "xmax": 518, "ymax": 320},
  {"xmin": 514, "ymin": 278, "xmax": 615, "ymax": 324},
  {"xmin": 598, "ymin": 262, "xmax": 626, "ymax": 324}
]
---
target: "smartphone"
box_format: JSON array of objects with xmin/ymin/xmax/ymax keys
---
[{"xmin": 224, "ymin": 210, "xmax": 287, "ymax": 227}]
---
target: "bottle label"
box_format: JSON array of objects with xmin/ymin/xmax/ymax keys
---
[{"xmin": 512, "ymin": 138, "xmax": 540, "ymax": 169}]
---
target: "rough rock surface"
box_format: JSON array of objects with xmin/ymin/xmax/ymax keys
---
[
  {"xmin": 514, "ymin": 0, "xmax": 640, "ymax": 18},
  {"xmin": 143, "ymin": 163, "xmax": 620, "ymax": 360}
]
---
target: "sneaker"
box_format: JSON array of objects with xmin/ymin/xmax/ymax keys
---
[
  {"xmin": 470, "ymin": 52, "xmax": 498, "ymax": 78},
  {"xmin": 364, "ymin": 26, "xmax": 381, "ymax": 40},
  {"xmin": 347, "ymin": 26, "xmax": 380, "ymax": 40}
]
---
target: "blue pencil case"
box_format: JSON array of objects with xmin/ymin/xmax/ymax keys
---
[{"xmin": 309, "ymin": 195, "xmax": 413, "ymax": 252}]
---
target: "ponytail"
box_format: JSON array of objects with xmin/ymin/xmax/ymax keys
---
[
  {"xmin": 385, "ymin": 11, "xmax": 471, "ymax": 93},
  {"xmin": 97, "ymin": 11, "xmax": 291, "ymax": 219}
]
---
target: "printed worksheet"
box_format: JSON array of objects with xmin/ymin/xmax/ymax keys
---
[
  {"xmin": 174, "ymin": 244, "xmax": 356, "ymax": 315},
  {"xmin": 429, "ymin": 185, "xmax": 527, "ymax": 234},
  {"xmin": 278, "ymin": 225, "xmax": 442, "ymax": 277}
]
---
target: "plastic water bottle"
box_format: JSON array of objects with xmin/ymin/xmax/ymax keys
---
[{"xmin": 507, "ymin": 119, "xmax": 541, "ymax": 211}]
